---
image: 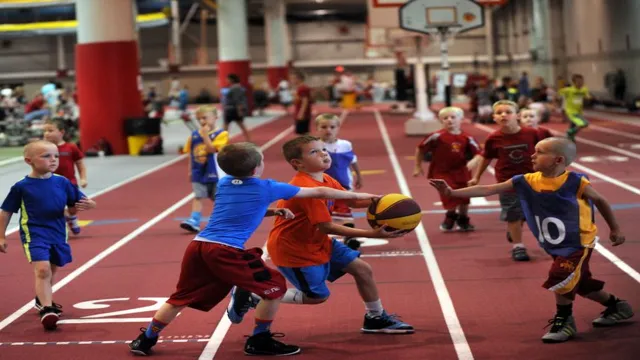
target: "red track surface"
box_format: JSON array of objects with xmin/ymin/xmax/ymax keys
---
[{"xmin": 1, "ymin": 110, "xmax": 638, "ymax": 359}]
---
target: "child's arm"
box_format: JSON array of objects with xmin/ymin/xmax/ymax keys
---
[
  {"xmin": 350, "ymin": 161, "xmax": 363, "ymax": 189},
  {"xmin": 72, "ymin": 198, "xmax": 96, "ymax": 212},
  {"xmin": 296, "ymin": 187, "xmax": 377, "ymax": 200},
  {"xmin": 430, "ymin": 178, "xmax": 513, "ymax": 198},
  {"xmin": 413, "ymin": 147, "xmax": 425, "ymax": 177},
  {"xmin": 264, "ymin": 208, "xmax": 294, "ymax": 219},
  {"xmin": 199, "ymin": 126, "xmax": 219, "ymax": 153},
  {"xmin": 0, "ymin": 210, "xmax": 12, "ymax": 253},
  {"xmin": 76, "ymin": 159, "xmax": 88, "ymax": 188},
  {"xmin": 469, "ymin": 156, "xmax": 491, "ymax": 185},
  {"xmin": 581, "ymin": 185, "xmax": 625, "ymax": 246},
  {"xmin": 316, "ymin": 222, "xmax": 405, "ymax": 239}
]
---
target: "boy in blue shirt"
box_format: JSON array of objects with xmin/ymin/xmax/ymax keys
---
[
  {"xmin": 180, "ymin": 106, "xmax": 229, "ymax": 233},
  {"xmin": 129, "ymin": 142, "xmax": 378, "ymax": 357},
  {"xmin": 0, "ymin": 140, "xmax": 96, "ymax": 331},
  {"xmin": 430, "ymin": 137, "xmax": 633, "ymax": 343}
]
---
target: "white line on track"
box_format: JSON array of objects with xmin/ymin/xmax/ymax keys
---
[
  {"xmin": 473, "ymin": 123, "xmax": 640, "ymax": 285},
  {"xmin": 0, "ymin": 117, "xmax": 291, "ymax": 333},
  {"xmin": 375, "ymin": 110, "xmax": 474, "ymax": 360}
]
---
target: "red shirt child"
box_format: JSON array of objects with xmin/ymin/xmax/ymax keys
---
[{"xmin": 414, "ymin": 107, "xmax": 480, "ymax": 232}]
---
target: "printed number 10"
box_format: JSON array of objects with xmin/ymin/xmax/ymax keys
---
[{"xmin": 534, "ymin": 216, "xmax": 566, "ymax": 245}]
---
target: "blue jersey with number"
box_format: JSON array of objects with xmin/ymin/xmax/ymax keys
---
[{"xmin": 512, "ymin": 171, "xmax": 597, "ymax": 257}]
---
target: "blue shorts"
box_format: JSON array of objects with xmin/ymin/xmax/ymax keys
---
[
  {"xmin": 277, "ymin": 239, "xmax": 360, "ymax": 299},
  {"xmin": 24, "ymin": 242, "xmax": 72, "ymax": 267}
]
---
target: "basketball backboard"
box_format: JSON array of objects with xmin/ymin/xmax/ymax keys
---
[
  {"xmin": 366, "ymin": 0, "xmax": 429, "ymax": 58},
  {"xmin": 399, "ymin": 0, "xmax": 484, "ymax": 36}
]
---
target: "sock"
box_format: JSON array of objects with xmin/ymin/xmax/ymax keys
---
[
  {"xmin": 365, "ymin": 299, "xmax": 384, "ymax": 317},
  {"xmin": 556, "ymin": 303, "xmax": 573, "ymax": 317},
  {"xmin": 603, "ymin": 294, "xmax": 619, "ymax": 307},
  {"xmin": 253, "ymin": 318, "xmax": 273, "ymax": 336},
  {"xmin": 66, "ymin": 215, "xmax": 79, "ymax": 226},
  {"xmin": 145, "ymin": 318, "xmax": 168, "ymax": 339},
  {"xmin": 281, "ymin": 288, "xmax": 304, "ymax": 304},
  {"xmin": 513, "ymin": 243, "xmax": 526, "ymax": 249},
  {"xmin": 190, "ymin": 211, "xmax": 201, "ymax": 224}
]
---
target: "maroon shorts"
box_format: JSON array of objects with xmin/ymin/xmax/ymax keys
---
[
  {"xmin": 167, "ymin": 241, "xmax": 287, "ymax": 311},
  {"xmin": 439, "ymin": 180, "xmax": 470, "ymax": 210},
  {"xmin": 543, "ymin": 248, "xmax": 605, "ymax": 300},
  {"xmin": 331, "ymin": 199, "xmax": 353, "ymax": 220}
]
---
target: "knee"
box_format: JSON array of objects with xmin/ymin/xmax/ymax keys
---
[
  {"xmin": 34, "ymin": 266, "xmax": 52, "ymax": 280},
  {"xmin": 350, "ymin": 260, "xmax": 374, "ymax": 281}
]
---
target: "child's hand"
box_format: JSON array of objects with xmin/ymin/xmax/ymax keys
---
[
  {"xmin": 429, "ymin": 179, "xmax": 452, "ymax": 196},
  {"xmin": 199, "ymin": 125, "xmax": 211, "ymax": 136},
  {"xmin": 467, "ymin": 179, "xmax": 478, "ymax": 186},
  {"xmin": 610, "ymin": 230, "xmax": 625, "ymax": 246},
  {"xmin": 413, "ymin": 166, "xmax": 423, "ymax": 177},
  {"xmin": 355, "ymin": 177, "xmax": 363, "ymax": 189},
  {"xmin": 0, "ymin": 238, "xmax": 7, "ymax": 253},
  {"xmin": 374, "ymin": 225, "xmax": 407, "ymax": 239},
  {"xmin": 274, "ymin": 208, "xmax": 295, "ymax": 219},
  {"xmin": 74, "ymin": 198, "xmax": 96, "ymax": 211},
  {"xmin": 80, "ymin": 179, "xmax": 88, "ymax": 188}
]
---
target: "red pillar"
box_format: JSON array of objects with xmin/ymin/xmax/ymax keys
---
[{"xmin": 266, "ymin": 66, "xmax": 289, "ymax": 89}]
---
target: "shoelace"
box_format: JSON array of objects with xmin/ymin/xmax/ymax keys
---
[{"xmin": 543, "ymin": 316, "xmax": 566, "ymax": 331}]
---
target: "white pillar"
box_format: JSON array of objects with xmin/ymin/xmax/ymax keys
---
[
  {"xmin": 77, "ymin": 0, "xmax": 136, "ymax": 43},
  {"xmin": 56, "ymin": 35, "xmax": 66, "ymax": 70},
  {"xmin": 171, "ymin": 0, "xmax": 181, "ymax": 65},
  {"xmin": 484, "ymin": 7, "xmax": 495, "ymax": 79},
  {"xmin": 264, "ymin": 0, "xmax": 289, "ymax": 89},
  {"xmin": 218, "ymin": 0, "xmax": 249, "ymax": 62},
  {"xmin": 531, "ymin": 0, "xmax": 553, "ymax": 83}
]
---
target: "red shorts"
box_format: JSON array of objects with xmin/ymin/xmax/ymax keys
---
[
  {"xmin": 167, "ymin": 241, "xmax": 287, "ymax": 311},
  {"xmin": 438, "ymin": 180, "xmax": 470, "ymax": 210},
  {"xmin": 543, "ymin": 248, "xmax": 604, "ymax": 300},
  {"xmin": 331, "ymin": 200, "xmax": 353, "ymax": 220}
]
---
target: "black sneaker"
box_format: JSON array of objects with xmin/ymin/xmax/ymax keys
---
[
  {"xmin": 512, "ymin": 247, "xmax": 530, "ymax": 261},
  {"xmin": 34, "ymin": 297, "xmax": 63, "ymax": 314},
  {"xmin": 244, "ymin": 331, "xmax": 301, "ymax": 356},
  {"xmin": 439, "ymin": 211, "xmax": 458, "ymax": 232},
  {"xmin": 129, "ymin": 328, "xmax": 159, "ymax": 356},
  {"xmin": 344, "ymin": 237, "xmax": 361, "ymax": 250},
  {"xmin": 40, "ymin": 306, "xmax": 60, "ymax": 331},
  {"xmin": 227, "ymin": 287, "xmax": 259, "ymax": 324},
  {"xmin": 456, "ymin": 215, "xmax": 475, "ymax": 232}
]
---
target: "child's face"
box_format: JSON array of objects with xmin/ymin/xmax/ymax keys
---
[
  {"xmin": 573, "ymin": 76, "xmax": 584, "ymax": 88},
  {"xmin": 531, "ymin": 141, "xmax": 562, "ymax": 172},
  {"xmin": 197, "ymin": 111, "xmax": 216, "ymax": 128},
  {"xmin": 292, "ymin": 140, "xmax": 331, "ymax": 172},
  {"xmin": 26, "ymin": 142, "xmax": 59, "ymax": 174},
  {"xmin": 520, "ymin": 110, "xmax": 539, "ymax": 128},
  {"xmin": 439, "ymin": 113, "xmax": 461, "ymax": 132},
  {"xmin": 43, "ymin": 124, "xmax": 64, "ymax": 143},
  {"xmin": 493, "ymin": 105, "xmax": 518, "ymax": 128},
  {"xmin": 316, "ymin": 119, "xmax": 340, "ymax": 142}
]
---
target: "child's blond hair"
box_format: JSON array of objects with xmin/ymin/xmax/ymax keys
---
[
  {"xmin": 438, "ymin": 106, "xmax": 464, "ymax": 120},
  {"xmin": 314, "ymin": 113, "xmax": 340, "ymax": 126},
  {"xmin": 195, "ymin": 105, "xmax": 218, "ymax": 118},
  {"xmin": 492, "ymin": 100, "xmax": 519, "ymax": 112}
]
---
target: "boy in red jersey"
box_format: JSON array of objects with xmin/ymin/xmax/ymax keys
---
[
  {"xmin": 469, "ymin": 100, "xmax": 542, "ymax": 261},
  {"xmin": 413, "ymin": 107, "xmax": 481, "ymax": 231},
  {"xmin": 43, "ymin": 118, "xmax": 87, "ymax": 235},
  {"xmin": 291, "ymin": 71, "xmax": 313, "ymax": 135},
  {"xmin": 520, "ymin": 108, "xmax": 553, "ymax": 140}
]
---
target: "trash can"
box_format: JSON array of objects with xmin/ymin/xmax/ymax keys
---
[{"xmin": 124, "ymin": 117, "xmax": 161, "ymax": 155}]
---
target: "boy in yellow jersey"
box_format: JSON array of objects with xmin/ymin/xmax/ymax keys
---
[
  {"xmin": 430, "ymin": 137, "xmax": 633, "ymax": 343},
  {"xmin": 557, "ymin": 74, "xmax": 592, "ymax": 141},
  {"xmin": 180, "ymin": 106, "xmax": 229, "ymax": 233}
]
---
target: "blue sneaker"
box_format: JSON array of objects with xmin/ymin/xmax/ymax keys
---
[
  {"xmin": 361, "ymin": 311, "xmax": 414, "ymax": 334},
  {"xmin": 180, "ymin": 218, "xmax": 200, "ymax": 233},
  {"xmin": 227, "ymin": 287, "xmax": 260, "ymax": 324}
]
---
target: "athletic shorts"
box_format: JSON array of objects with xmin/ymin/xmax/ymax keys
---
[
  {"xmin": 277, "ymin": 239, "xmax": 360, "ymax": 299},
  {"xmin": 295, "ymin": 118, "xmax": 311, "ymax": 135},
  {"xmin": 167, "ymin": 241, "xmax": 286, "ymax": 311},
  {"xmin": 499, "ymin": 192, "xmax": 524, "ymax": 222},
  {"xmin": 192, "ymin": 182, "xmax": 216, "ymax": 200},
  {"xmin": 224, "ymin": 108, "xmax": 244, "ymax": 124},
  {"xmin": 543, "ymin": 247, "xmax": 604, "ymax": 300},
  {"xmin": 25, "ymin": 242, "xmax": 72, "ymax": 267},
  {"xmin": 564, "ymin": 112, "xmax": 589, "ymax": 127}
]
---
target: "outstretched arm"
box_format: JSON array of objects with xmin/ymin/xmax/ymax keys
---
[
  {"xmin": 296, "ymin": 187, "xmax": 378, "ymax": 200},
  {"xmin": 430, "ymin": 179, "xmax": 514, "ymax": 198},
  {"xmin": 581, "ymin": 185, "xmax": 624, "ymax": 246}
]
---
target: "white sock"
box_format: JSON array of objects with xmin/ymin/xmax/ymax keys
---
[
  {"xmin": 513, "ymin": 243, "xmax": 526, "ymax": 249},
  {"xmin": 365, "ymin": 299, "xmax": 383, "ymax": 317},
  {"xmin": 66, "ymin": 215, "xmax": 79, "ymax": 226},
  {"xmin": 281, "ymin": 289, "xmax": 304, "ymax": 304}
]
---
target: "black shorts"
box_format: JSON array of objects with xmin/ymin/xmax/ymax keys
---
[
  {"xmin": 499, "ymin": 192, "xmax": 525, "ymax": 222},
  {"xmin": 295, "ymin": 118, "xmax": 311, "ymax": 135},
  {"xmin": 224, "ymin": 108, "xmax": 243, "ymax": 124}
]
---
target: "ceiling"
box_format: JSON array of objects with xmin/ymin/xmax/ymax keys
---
[{"xmin": 0, "ymin": 0, "xmax": 368, "ymax": 25}]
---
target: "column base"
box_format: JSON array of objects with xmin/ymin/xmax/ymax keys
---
[{"xmin": 266, "ymin": 66, "xmax": 288, "ymax": 89}]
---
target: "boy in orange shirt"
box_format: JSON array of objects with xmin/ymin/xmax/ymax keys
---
[{"xmin": 227, "ymin": 135, "xmax": 414, "ymax": 334}]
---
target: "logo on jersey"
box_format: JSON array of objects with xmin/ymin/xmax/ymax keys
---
[
  {"xmin": 451, "ymin": 142, "xmax": 462, "ymax": 153},
  {"xmin": 559, "ymin": 260, "xmax": 575, "ymax": 272},
  {"xmin": 504, "ymin": 144, "xmax": 529, "ymax": 164},
  {"xmin": 232, "ymin": 179, "xmax": 243, "ymax": 185}
]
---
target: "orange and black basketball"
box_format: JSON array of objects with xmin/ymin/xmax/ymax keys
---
[{"xmin": 366, "ymin": 193, "xmax": 422, "ymax": 232}]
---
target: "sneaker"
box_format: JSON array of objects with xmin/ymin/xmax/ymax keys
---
[
  {"xmin": 592, "ymin": 300, "xmax": 634, "ymax": 327},
  {"xmin": 244, "ymin": 331, "xmax": 301, "ymax": 356},
  {"xmin": 227, "ymin": 287, "xmax": 260, "ymax": 324},
  {"xmin": 69, "ymin": 223, "xmax": 81, "ymax": 235},
  {"xmin": 512, "ymin": 247, "xmax": 530, "ymax": 261},
  {"xmin": 456, "ymin": 215, "xmax": 475, "ymax": 232},
  {"xmin": 179, "ymin": 218, "xmax": 200, "ymax": 233},
  {"xmin": 541, "ymin": 315, "xmax": 577, "ymax": 343},
  {"xmin": 40, "ymin": 306, "xmax": 60, "ymax": 331},
  {"xmin": 129, "ymin": 327, "xmax": 159, "ymax": 356},
  {"xmin": 439, "ymin": 212, "xmax": 458, "ymax": 232},
  {"xmin": 344, "ymin": 237, "xmax": 361, "ymax": 250},
  {"xmin": 34, "ymin": 297, "xmax": 63, "ymax": 314},
  {"xmin": 361, "ymin": 311, "xmax": 415, "ymax": 334}
]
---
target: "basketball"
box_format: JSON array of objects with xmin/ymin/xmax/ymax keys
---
[{"xmin": 366, "ymin": 194, "xmax": 422, "ymax": 232}]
